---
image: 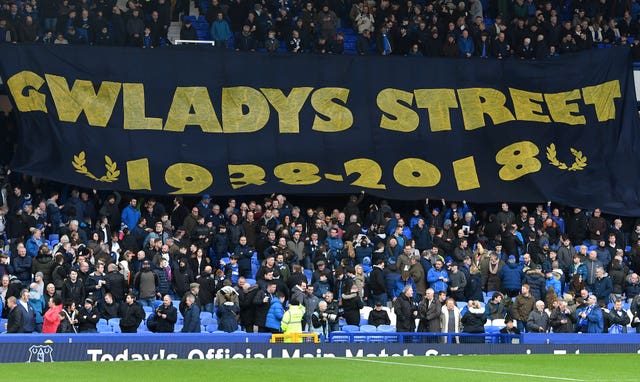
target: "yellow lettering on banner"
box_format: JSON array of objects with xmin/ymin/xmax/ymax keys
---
[
  {"xmin": 45, "ymin": 74, "xmax": 120, "ymax": 127},
  {"xmin": 452, "ymin": 156, "xmax": 480, "ymax": 190},
  {"xmin": 260, "ymin": 87, "xmax": 313, "ymax": 133},
  {"xmin": 123, "ymin": 83, "xmax": 163, "ymax": 130},
  {"xmin": 509, "ymin": 88, "xmax": 550, "ymax": 123},
  {"xmin": 544, "ymin": 90, "xmax": 586, "ymax": 125},
  {"xmin": 343, "ymin": 158, "xmax": 386, "ymax": 189},
  {"xmin": 414, "ymin": 89, "xmax": 458, "ymax": 132},
  {"xmin": 582, "ymin": 80, "xmax": 621, "ymax": 122},
  {"xmin": 165, "ymin": 163, "xmax": 213, "ymax": 194},
  {"xmin": 164, "ymin": 87, "xmax": 222, "ymax": 133},
  {"xmin": 228, "ymin": 164, "xmax": 267, "ymax": 189},
  {"xmin": 274, "ymin": 162, "xmax": 321, "ymax": 185},
  {"xmin": 456, "ymin": 88, "xmax": 515, "ymax": 130},
  {"xmin": 393, "ymin": 158, "xmax": 441, "ymax": 187},
  {"xmin": 495, "ymin": 141, "xmax": 541, "ymax": 181},
  {"xmin": 6, "ymin": 71, "xmax": 47, "ymax": 112},
  {"xmin": 221, "ymin": 87, "xmax": 269, "ymax": 133},
  {"xmin": 126, "ymin": 158, "xmax": 151, "ymax": 190},
  {"xmin": 310, "ymin": 88, "xmax": 353, "ymax": 132},
  {"xmin": 377, "ymin": 88, "xmax": 419, "ymax": 132}
]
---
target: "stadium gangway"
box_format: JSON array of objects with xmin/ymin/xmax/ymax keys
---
[{"xmin": 327, "ymin": 331, "xmax": 523, "ymax": 344}]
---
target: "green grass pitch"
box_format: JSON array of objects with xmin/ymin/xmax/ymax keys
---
[{"xmin": 0, "ymin": 354, "xmax": 636, "ymax": 381}]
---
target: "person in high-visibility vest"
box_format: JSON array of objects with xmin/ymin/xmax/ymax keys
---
[{"xmin": 281, "ymin": 299, "xmax": 306, "ymax": 340}]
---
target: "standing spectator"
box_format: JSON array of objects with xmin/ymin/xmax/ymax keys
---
[
  {"xmin": 512, "ymin": 284, "xmax": 535, "ymax": 332},
  {"xmin": 17, "ymin": 288, "xmax": 36, "ymax": 333},
  {"xmin": 549, "ymin": 299, "xmax": 575, "ymax": 333},
  {"xmin": 566, "ymin": 208, "xmax": 587, "ymax": 246},
  {"xmin": 500, "ymin": 255, "xmax": 524, "ymax": 297},
  {"xmin": 281, "ymin": 298, "xmax": 306, "ymax": 335},
  {"xmin": 61, "ymin": 268, "xmax": 85, "ymax": 307},
  {"xmin": 77, "ymin": 298, "xmax": 99, "ymax": 333},
  {"xmin": 235, "ymin": 25, "xmax": 256, "ymax": 51},
  {"xmin": 316, "ymin": 4, "xmax": 337, "ymax": 40},
  {"xmin": 12, "ymin": 244, "xmax": 32, "ymax": 286},
  {"xmin": 592, "ymin": 267, "xmax": 613, "ymax": 306},
  {"xmin": 42, "ymin": 296, "xmax": 63, "ymax": 334},
  {"xmin": 120, "ymin": 198, "xmax": 140, "ymax": 231},
  {"xmin": 485, "ymin": 292, "xmax": 507, "ymax": 320},
  {"xmin": 607, "ymin": 299, "xmax": 631, "ymax": 333},
  {"xmin": 97, "ymin": 193, "xmax": 120, "ymax": 232},
  {"xmin": 427, "ymin": 259, "xmax": 449, "ymax": 294},
  {"xmin": 133, "ymin": 260, "xmax": 160, "ymax": 307},
  {"xmin": 576, "ymin": 295, "xmax": 603, "ymax": 333},
  {"xmin": 265, "ymin": 292, "xmax": 285, "ymax": 333},
  {"xmin": 461, "ymin": 300, "xmax": 486, "ymax": 343},
  {"xmin": 210, "ymin": 11, "xmax": 231, "ymax": 49},
  {"xmin": 417, "ymin": 288, "xmax": 441, "ymax": 335},
  {"xmin": 104, "ymin": 263, "xmax": 127, "ymax": 303},
  {"xmin": 527, "ymin": 300, "xmax": 549, "ymax": 333},
  {"xmin": 118, "ymin": 292, "xmax": 145, "ymax": 333},
  {"xmin": 152, "ymin": 295, "xmax": 178, "ymax": 333},
  {"xmin": 217, "ymin": 289, "xmax": 240, "ymax": 332},
  {"xmin": 6, "ymin": 296, "xmax": 23, "ymax": 333},
  {"xmin": 311, "ymin": 300, "xmax": 331, "ymax": 337},
  {"xmin": 440, "ymin": 298, "xmax": 461, "ymax": 343},
  {"xmin": 394, "ymin": 285, "xmax": 417, "ymax": 333}
]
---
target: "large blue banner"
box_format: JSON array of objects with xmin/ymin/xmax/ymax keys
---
[{"xmin": 0, "ymin": 45, "xmax": 638, "ymax": 214}]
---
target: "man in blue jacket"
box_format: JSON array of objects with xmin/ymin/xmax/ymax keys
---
[
  {"xmin": 181, "ymin": 293, "xmax": 201, "ymax": 333},
  {"xmin": 18, "ymin": 289, "xmax": 36, "ymax": 333}
]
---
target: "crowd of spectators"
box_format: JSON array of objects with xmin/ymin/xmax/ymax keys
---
[
  {"xmin": 1, "ymin": 0, "xmax": 640, "ymax": 59},
  {"xmin": 2, "ymin": 169, "xmax": 640, "ymax": 337}
]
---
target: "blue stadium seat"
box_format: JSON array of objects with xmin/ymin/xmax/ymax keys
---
[
  {"xmin": 342, "ymin": 324, "xmax": 360, "ymax": 332},
  {"xmin": 206, "ymin": 324, "xmax": 217, "ymax": 332},
  {"xmin": 377, "ymin": 325, "xmax": 395, "ymax": 333},
  {"xmin": 200, "ymin": 312, "xmax": 212, "ymax": 320},
  {"xmin": 201, "ymin": 316, "xmax": 215, "ymax": 326},
  {"xmin": 108, "ymin": 318, "xmax": 120, "ymax": 327},
  {"xmin": 48, "ymin": 234, "xmax": 59, "ymax": 242},
  {"xmin": 174, "ymin": 325, "xmax": 183, "ymax": 332},
  {"xmin": 143, "ymin": 306, "xmax": 153, "ymax": 313},
  {"xmin": 98, "ymin": 318, "xmax": 108, "ymax": 326},
  {"xmin": 97, "ymin": 324, "xmax": 113, "ymax": 333},
  {"xmin": 244, "ymin": 278, "xmax": 256, "ymax": 286},
  {"xmin": 360, "ymin": 324, "xmax": 377, "ymax": 332}
]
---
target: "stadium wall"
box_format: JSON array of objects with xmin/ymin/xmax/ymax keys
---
[{"xmin": 1, "ymin": 334, "xmax": 640, "ymax": 363}]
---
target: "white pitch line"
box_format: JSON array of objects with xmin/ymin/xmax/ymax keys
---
[{"xmin": 337, "ymin": 358, "xmax": 584, "ymax": 381}]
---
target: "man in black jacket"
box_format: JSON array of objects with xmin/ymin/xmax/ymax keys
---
[
  {"xmin": 77, "ymin": 298, "xmax": 100, "ymax": 333},
  {"xmin": 118, "ymin": 293, "xmax": 145, "ymax": 333},
  {"xmin": 6, "ymin": 296, "xmax": 23, "ymax": 333},
  {"xmin": 368, "ymin": 259, "xmax": 387, "ymax": 306},
  {"xmin": 152, "ymin": 295, "xmax": 178, "ymax": 333}
]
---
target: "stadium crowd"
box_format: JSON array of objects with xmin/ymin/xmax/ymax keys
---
[
  {"xmin": 1, "ymin": 169, "xmax": 640, "ymax": 338},
  {"xmin": 1, "ymin": 0, "xmax": 640, "ymax": 58}
]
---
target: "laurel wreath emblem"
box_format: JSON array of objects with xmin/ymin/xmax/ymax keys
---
[
  {"xmin": 546, "ymin": 144, "xmax": 587, "ymax": 171},
  {"xmin": 72, "ymin": 151, "xmax": 120, "ymax": 182}
]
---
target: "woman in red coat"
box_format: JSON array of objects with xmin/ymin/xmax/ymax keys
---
[{"xmin": 42, "ymin": 296, "xmax": 63, "ymax": 333}]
